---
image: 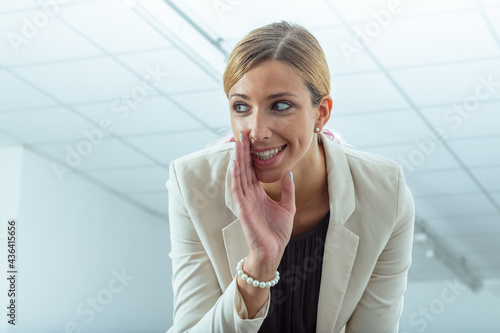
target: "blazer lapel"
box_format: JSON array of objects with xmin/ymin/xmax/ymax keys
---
[{"xmin": 317, "ymin": 133, "xmax": 359, "ymax": 333}]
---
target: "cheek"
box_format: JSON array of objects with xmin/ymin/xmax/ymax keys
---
[
  {"xmin": 292, "ymin": 131, "xmax": 314, "ymax": 154},
  {"xmin": 230, "ymin": 118, "xmax": 246, "ymax": 135},
  {"xmin": 229, "ymin": 116, "xmax": 241, "ymax": 130}
]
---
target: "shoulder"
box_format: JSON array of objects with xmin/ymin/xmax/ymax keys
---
[
  {"xmin": 338, "ymin": 145, "xmax": 408, "ymax": 215},
  {"xmin": 343, "ymin": 145, "xmax": 402, "ymax": 178},
  {"xmin": 167, "ymin": 143, "xmax": 236, "ymax": 226},
  {"xmin": 170, "ymin": 143, "xmax": 233, "ymax": 174},
  {"xmin": 167, "ymin": 143, "xmax": 233, "ymax": 194},
  {"xmin": 339, "ymin": 145, "xmax": 414, "ymax": 226},
  {"xmin": 338, "ymin": 145, "xmax": 404, "ymax": 197}
]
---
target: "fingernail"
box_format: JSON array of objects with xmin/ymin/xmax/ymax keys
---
[
  {"xmin": 239, "ymin": 131, "xmax": 242, "ymax": 142},
  {"xmin": 290, "ymin": 170, "xmax": 293, "ymax": 182}
]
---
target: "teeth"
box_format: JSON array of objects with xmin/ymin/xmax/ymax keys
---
[{"xmin": 253, "ymin": 145, "xmax": 285, "ymax": 160}]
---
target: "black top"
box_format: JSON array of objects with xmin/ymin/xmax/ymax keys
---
[{"xmin": 258, "ymin": 211, "xmax": 330, "ymax": 333}]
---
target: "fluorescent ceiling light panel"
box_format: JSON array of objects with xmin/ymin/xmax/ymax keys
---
[{"xmin": 131, "ymin": 0, "xmax": 227, "ymax": 79}]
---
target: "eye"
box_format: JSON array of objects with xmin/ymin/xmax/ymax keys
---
[
  {"xmin": 233, "ymin": 103, "xmax": 249, "ymax": 113},
  {"xmin": 274, "ymin": 101, "xmax": 292, "ymax": 111}
]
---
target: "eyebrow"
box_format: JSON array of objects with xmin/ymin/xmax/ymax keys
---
[{"xmin": 229, "ymin": 92, "xmax": 299, "ymax": 101}]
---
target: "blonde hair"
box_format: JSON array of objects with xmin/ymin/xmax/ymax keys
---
[{"xmin": 223, "ymin": 20, "xmax": 331, "ymax": 106}]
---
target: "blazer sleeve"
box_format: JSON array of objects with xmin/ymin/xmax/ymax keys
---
[
  {"xmin": 346, "ymin": 167, "xmax": 415, "ymax": 333},
  {"xmin": 166, "ymin": 160, "xmax": 271, "ymax": 333}
]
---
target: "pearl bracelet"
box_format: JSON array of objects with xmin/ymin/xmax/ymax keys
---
[{"xmin": 236, "ymin": 257, "xmax": 280, "ymax": 288}]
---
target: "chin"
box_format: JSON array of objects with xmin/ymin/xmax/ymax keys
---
[{"xmin": 255, "ymin": 169, "xmax": 285, "ymax": 184}]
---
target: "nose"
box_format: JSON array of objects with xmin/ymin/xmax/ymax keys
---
[{"xmin": 249, "ymin": 109, "xmax": 272, "ymax": 143}]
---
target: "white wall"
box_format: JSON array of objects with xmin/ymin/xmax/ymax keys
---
[
  {"xmin": 401, "ymin": 278, "xmax": 500, "ymax": 333},
  {"xmin": 1, "ymin": 146, "xmax": 173, "ymax": 333}
]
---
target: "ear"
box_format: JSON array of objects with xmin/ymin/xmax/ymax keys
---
[{"xmin": 315, "ymin": 95, "xmax": 332, "ymax": 128}]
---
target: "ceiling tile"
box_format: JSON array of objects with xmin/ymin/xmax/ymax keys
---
[
  {"xmin": 0, "ymin": 129, "xmax": 21, "ymax": 147},
  {"xmin": 0, "ymin": 69, "xmax": 57, "ymax": 111},
  {"xmin": 390, "ymin": 59, "xmax": 500, "ymax": 106},
  {"xmin": 171, "ymin": 0, "xmax": 341, "ymax": 43},
  {"xmin": 407, "ymin": 169, "xmax": 481, "ymax": 198},
  {"xmin": 492, "ymin": 191, "xmax": 500, "ymax": 206},
  {"xmin": 331, "ymin": 109, "xmax": 430, "ymax": 147},
  {"xmin": 117, "ymin": 48, "xmax": 219, "ymax": 95},
  {"xmin": 423, "ymin": 213, "xmax": 500, "ymax": 237},
  {"xmin": 414, "ymin": 193, "xmax": 498, "ymax": 219},
  {"xmin": 0, "ymin": 1, "xmax": 41, "ymax": 12},
  {"xmin": 368, "ymin": 10, "xmax": 500, "ymax": 68},
  {"xmin": 313, "ymin": 26, "xmax": 380, "ymax": 74},
  {"xmin": 0, "ymin": 107, "xmax": 100, "ymax": 143},
  {"xmin": 407, "ymin": 251, "xmax": 456, "ymax": 281},
  {"xmin": 462, "ymin": 250, "xmax": 500, "ymax": 270},
  {"xmin": 472, "ymin": 166, "xmax": 500, "ymax": 191},
  {"xmin": 410, "ymin": 242, "xmax": 488, "ymax": 280},
  {"xmin": 474, "ymin": 267, "xmax": 500, "ymax": 279},
  {"xmin": 419, "ymin": 101, "xmax": 500, "ymax": 139},
  {"xmin": 448, "ymin": 136, "xmax": 500, "ymax": 167},
  {"xmin": 357, "ymin": 142, "xmax": 461, "ymax": 176},
  {"xmin": 61, "ymin": 0, "xmax": 172, "ymax": 53},
  {"xmin": 124, "ymin": 129, "xmax": 218, "ymax": 166},
  {"xmin": 75, "ymin": 95, "xmax": 203, "ymax": 136},
  {"xmin": 445, "ymin": 234, "xmax": 500, "ymax": 253},
  {"xmin": 0, "ymin": 9, "xmax": 103, "ymax": 66},
  {"xmin": 128, "ymin": 190, "xmax": 169, "ymax": 214},
  {"xmin": 482, "ymin": 0, "xmax": 500, "ymax": 5},
  {"xmin": 485, "ymin": 6, "xmax": 500, "ymax": 36},
  {"xmin": 332, "ymin": 0, "xmax": 476, "ymax": 22},
  {"xmin": 11, "ymin": 57, "xmax": 160, "ymax": 104},
  {"xmin": 169, "ymin": 89, "xmax": 231, "ymax": 129},
  {"xmin": 331, "ymin": 71, "xmax": 410, "ymax": 114},
  {"xmin": 86, "ymin": 164, "xmax": 168, "ymax": 193},
  {"xmin": 0, "ymin": 0, "xmax": 100, "ymax": 13},
  {"xmin": 35, "ymin": 138, "xmax": 155, "ymax": 171}
]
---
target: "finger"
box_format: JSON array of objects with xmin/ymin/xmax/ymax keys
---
[
  {"xmin": 242, "ymin": 131, "xmax": 258, "ymax": 185},
  {"xmin": 231, "ymin": 158, "xmax": 245, "ymax": 202},
  {"xmin": 237, "ymin": 132, "xmax": 250, "ymax": 189},
  {"xmin": 280, "ymin": 170, "xmax": 296, "ymax": 214}
]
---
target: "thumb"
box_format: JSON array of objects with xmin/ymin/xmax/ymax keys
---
[{"xmin": 280, "ymin": 170, "xmax": 296, "ymax": 214}]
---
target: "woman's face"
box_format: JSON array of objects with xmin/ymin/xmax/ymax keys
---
[{"xmin": 229, "ymin": 60, "xmax": 327, "ymax": 184}]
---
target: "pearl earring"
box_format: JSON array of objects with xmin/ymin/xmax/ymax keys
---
[{"xmin": 315, "ymin": 128, "xmax": 320, "ymax": 133}]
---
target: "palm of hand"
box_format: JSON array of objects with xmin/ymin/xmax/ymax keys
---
[{"xmin": 231, "ymin": 132, "xmax": 296, "ymax": 259}]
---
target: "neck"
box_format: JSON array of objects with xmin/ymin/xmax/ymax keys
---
[{"xmin": 261, "ymin": 138, "xmax": 329, "ymax": 213}]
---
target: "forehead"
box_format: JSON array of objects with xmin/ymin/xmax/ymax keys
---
[{"xmin": 229, "ymin": 60, "xmax": 307, "ymax": 96}]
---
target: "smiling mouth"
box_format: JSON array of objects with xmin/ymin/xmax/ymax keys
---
[{"xmin": 252, "ymin": 145, "xmax": 287, "ymax": 160}]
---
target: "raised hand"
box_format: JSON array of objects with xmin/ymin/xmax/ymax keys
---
[{"xmin": 231, "ymin": 132, "xmax": 296, "ymax": 270}]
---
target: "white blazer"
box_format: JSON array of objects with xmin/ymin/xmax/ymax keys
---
[{"xmin": 166, "ymin": 132, "xmax": 415, "ymax": 333}]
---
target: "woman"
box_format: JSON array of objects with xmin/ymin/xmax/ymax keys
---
[{"xmin": 166, "ymin": 20, "xmax": 415, "ymax": 333}]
